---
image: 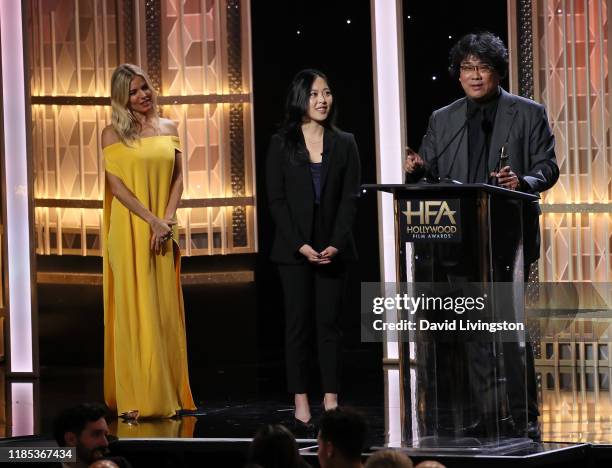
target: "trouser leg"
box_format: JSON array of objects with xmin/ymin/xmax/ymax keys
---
[
  {"xmin": 279, "ymin": 264, "xmax": 313, "ymax": 394},
  {"xmin": 314, "ymin": 265, "xmax": 346, "ymax": 393}
]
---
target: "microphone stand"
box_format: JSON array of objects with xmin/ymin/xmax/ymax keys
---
[{"xmin": 423, "ymin": 107, "xmax": 478, "ymax": 183}]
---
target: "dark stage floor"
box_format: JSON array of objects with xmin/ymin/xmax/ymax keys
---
[
  {"xmin": 4, "ymin": 360, "xmax": 612, "ymax": 467},
  {"xmin": 31, "ymin": 363, "xmax": 385, "ymax": 443},
  {"xmin": 4, "ymin": 276, "xmax": 612, "ymax": 466}
]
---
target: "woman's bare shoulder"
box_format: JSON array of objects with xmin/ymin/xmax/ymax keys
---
[
  {"xmin": 101, "ymin": 125, "xmax": 120, "ymax": 149},
  {"xmin": 159, "ymin": 118, "xmax": 179, "ymax": 137}
]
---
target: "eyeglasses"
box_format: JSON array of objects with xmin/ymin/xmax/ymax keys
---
[{"xmin": 459, "ymin": 64, "xmax": 495, "ymax": 75}]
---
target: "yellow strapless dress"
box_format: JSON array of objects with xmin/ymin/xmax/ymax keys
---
[{"xmin": 103, "ymin": 135, "xmax": 196, "ymax": 417}]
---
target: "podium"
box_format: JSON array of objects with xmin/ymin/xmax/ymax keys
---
[{"xmin": 363, "ymin": 183, "xmax": 539, "ymax": 453}]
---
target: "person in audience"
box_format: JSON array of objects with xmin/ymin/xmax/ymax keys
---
[
  {"xmin": 246, "ymin": 424, "xmax": 310, "ymax": 468},
  {"xmin": 317, "ymin": 408, "xmax": 367, "ymax": 468},
  {"xmin": 90, "ymin": 461, "xmax": 120, "ymax": 468},
  {"xmin": 364, "ymin": 450, "xmax": 413, "ymax": 468},
  {"xmin": 414, "ymin": 462, "xmax": 446, "ymax": 468},
  {"xmin": 52, "ymin": 403, "xmax": 132, "ymax": 468},
  {"xmin": 53, "ymin": 403, "xmax": 110, "ymax": 466}
]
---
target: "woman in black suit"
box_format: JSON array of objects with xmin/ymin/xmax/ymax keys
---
[{"xmin": 266, "ymin": 69, "xmax": 361, "ymax": 426}]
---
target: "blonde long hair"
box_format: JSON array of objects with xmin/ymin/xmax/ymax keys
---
[{"xmin": 110, "ymin": 64, "xmax": 158, "ymax": 144}]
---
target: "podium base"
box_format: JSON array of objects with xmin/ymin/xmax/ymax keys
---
[{"xmin": 396, "ymin": 436, "xmax": 533, "ymax": 454}]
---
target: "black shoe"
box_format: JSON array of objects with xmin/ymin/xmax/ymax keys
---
[
  {"xmin": 513, "ymin": 419, "xmax": 541, "ymax": 441},
  {"xmin": 292, "ymin": 417, "xmax": 316, "ymax": 435},
  {"xmin": 525, "ymin": 420, "xmax": 541, "ymax": 441}
]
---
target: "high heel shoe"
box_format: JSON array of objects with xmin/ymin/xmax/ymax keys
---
[
  {"xmin": 293, "ymin": 416, "xmax": 316, "ymax": 433},
  {"xmin": 119, "ymin": 410, "xmax": 139, "ymax": 421}
]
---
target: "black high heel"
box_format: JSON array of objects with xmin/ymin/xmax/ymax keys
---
[{"xmin": 293, "ymin": 416, "xmax": 316, "ymax": 433}]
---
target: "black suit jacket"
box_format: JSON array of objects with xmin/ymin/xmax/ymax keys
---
[
  {"xmin": 266, "ymin": 128, "xmax": 361, "ymax": 264},
  {"xmin": 407, "ymin": 88, "xmax": 559, "ymax": 263}
]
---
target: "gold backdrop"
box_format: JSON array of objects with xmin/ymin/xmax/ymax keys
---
[{"xmin": 28, "ymin": 0, "xmax": 256, "ymax": 257}]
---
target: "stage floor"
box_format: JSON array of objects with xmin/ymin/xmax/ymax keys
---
[{"xmin": 3, "ymin": 363, "xmax": 612, "ymax": 446}]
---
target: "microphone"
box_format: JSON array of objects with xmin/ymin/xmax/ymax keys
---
[{"xmin": 436, "ymin": 107, "xmax": 479, "ymax": 182}]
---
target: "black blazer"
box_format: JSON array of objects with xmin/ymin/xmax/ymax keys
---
[{"xmin": 266, "ymin": 127, "xmax": 361, "ymax": 264}]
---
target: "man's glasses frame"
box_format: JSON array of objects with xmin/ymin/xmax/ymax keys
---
[{"xmin": 459, "ymin": 63, "xmax": 495, "ymax": 75}]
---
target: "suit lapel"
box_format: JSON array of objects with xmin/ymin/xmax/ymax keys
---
[
  {"xmin": 320, "ymin": 128, "xmax": 337, "ymax": 192},
  {"xmin": 297, "ymin": 130, "xmax": 316, "ymax": 200},
  {"xmin": 488, "ymin": 89, "xmax": 517, "ymax": 173},
  {"xmin": 444, "ymin": 99, "xmax": 469, "ymax": 182}
]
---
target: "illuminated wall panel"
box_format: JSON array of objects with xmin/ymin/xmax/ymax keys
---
[
  {"xmin": 28, "ymin": 0, "xmax": 256, "ymax": 257},
  {"xmin": 533, "ymin": 0, "xmax": 611, "ymax": 282}
]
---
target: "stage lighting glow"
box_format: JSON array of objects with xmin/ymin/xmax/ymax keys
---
[
  {"xmin": 11, "ymin": 382, "xmax": 34, "ymax": 437},
  {"xmin": 371, "ymin": 0, "xmax": 405, "ymax": 361},
  {"xmin": 1, "ymin": 0, "xmax": 34, "ymax": 373}
]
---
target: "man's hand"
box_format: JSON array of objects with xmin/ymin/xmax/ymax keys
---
[
  {"xmin": 404, "ymin": 147, "xmax": 424, "ymax": 174},
  {"xmin": 490, "ymin": 166, "xmax": 520, "ymax": 190}
]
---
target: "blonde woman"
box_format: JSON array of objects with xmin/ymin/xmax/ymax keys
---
[{"xmin": 102, "ymin": 64, "xmax": 196, "ymax": 418}]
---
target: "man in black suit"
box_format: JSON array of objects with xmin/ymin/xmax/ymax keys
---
[{"xmin": 405, "ymin": 32, "xmax": 559, "ymax": 439}]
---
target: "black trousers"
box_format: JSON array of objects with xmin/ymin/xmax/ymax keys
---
[{"xmin": 278, "ymin": 262, "xmax": 346, "ymax": 394}]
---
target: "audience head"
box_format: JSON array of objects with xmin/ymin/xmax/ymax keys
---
[
  {"xmin": 90, "ymin": 460, "xmax": 120, "ymax": 468},
  {"xmin": 248, "ymin": 424, "xmax": 306, "ymax": 468},
  {"xmin": 53, "ymin": 403, "xmax": 110, "ymax": 464},
  {"xmin": 364, "ymin": 449, "xmax": 413, "ymax": 468},
  {"xmin": 414, "ymin": 461, "xmax": 446, "ymax": 468},
  {"xmin": 318, "ymin": 407, "xmax": 367, "ymax": 467}
]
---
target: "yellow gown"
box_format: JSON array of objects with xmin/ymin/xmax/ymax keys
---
[{"xmin": 103, "ymin": 135, "xmax": 196, "ymax": 418}]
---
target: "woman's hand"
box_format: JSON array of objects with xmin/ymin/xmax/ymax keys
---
[
  {"xmin": 299, "ymin": 244, "xmax": 322, "ymax": 264},
  {"xmin": 318, "ymin": 246, "xmax": 338, "ymax": 265},
  {"xmin": 149, "ymin": 217, "xmax": 177, "ymax": 255},
  {"xmin": 299, "ymin": 245, "xmax": 339, "ymax": 265}
]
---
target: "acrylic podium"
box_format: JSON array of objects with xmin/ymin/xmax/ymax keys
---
[{"xmin": 363, "ymin": 183, "xmax": 539, "ymax": 453}]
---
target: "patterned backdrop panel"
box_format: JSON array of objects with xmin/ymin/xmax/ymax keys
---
[
  {"xmin": 29, "ymin": 0, "xmax": 119, "ymax": 97},
  {"xmin": 162, "ymin": 103, "xmax": 225, "ymax": 199},
  {"xmin": 536, "ymin": 0, "xmax": 611, "ymax": 281},
  {"xmin": 163, "ymin": 0, "xmax": 222, "ymax": 95},
  {"xmin": 28, "ymin": 0, "xmax": 256, "ymax": 256}
]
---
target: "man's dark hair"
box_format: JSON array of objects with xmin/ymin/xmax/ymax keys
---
[
  {"xmin": 53, "ymin": 403, "xmax": 107, "ymax": 446},
  {"xmin": 448, "ymin": 32, "xmax": 509, "ymax": 80},
  {"xmin": 319, "ymin": 407, "xmax": 367, "ymax": 461},
  {"xmin": 248, "ymin": 424, "xmax": 307, "ymax": 468}
]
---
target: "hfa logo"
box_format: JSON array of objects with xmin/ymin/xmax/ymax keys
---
[
  {"xmin": 402, "ymin": 199, "xmax": 461, "ymax": 242},
  {"xmin": 403, "ymin": 200, "xmax": 457, "ymax": 225}
]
